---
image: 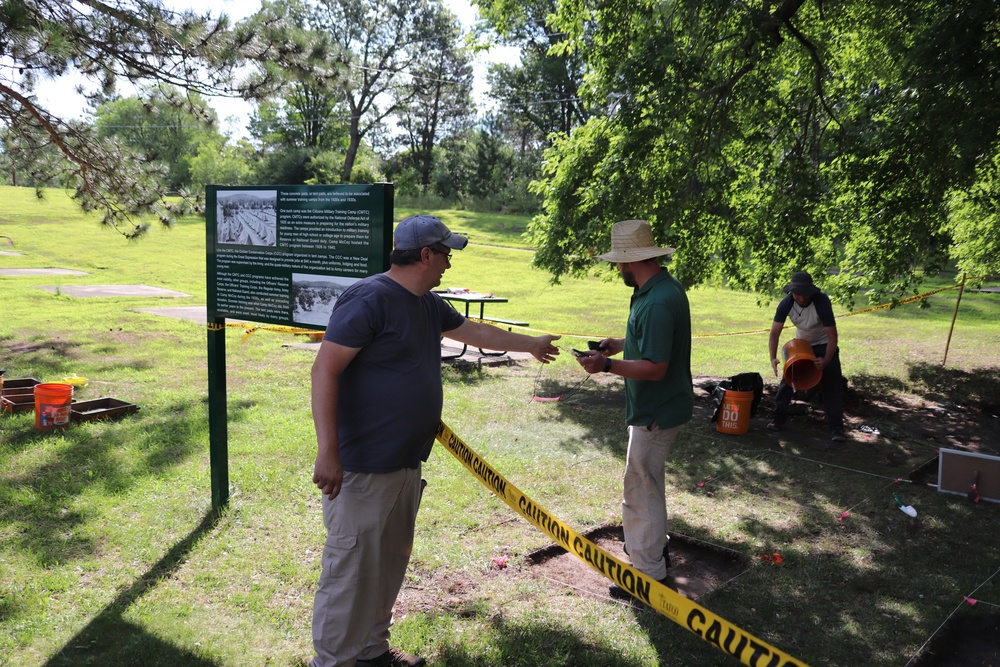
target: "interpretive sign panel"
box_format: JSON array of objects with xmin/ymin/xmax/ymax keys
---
[
  {"xmin": 205, "ymin": 183, "xmax": 393, "ymax": 509},
  {"xmin": 206, "ymin": 184, "xmax": 393, "ymax": 328}
]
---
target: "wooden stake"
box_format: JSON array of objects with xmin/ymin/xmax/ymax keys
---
[{"xmin": 943, "ymin": 272, "xmax": 967, "ymax": 366}]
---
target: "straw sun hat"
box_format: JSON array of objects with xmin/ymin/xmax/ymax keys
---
[{"xmin": 596, "ymin": 219, "xmax": 676, "ymax": 263}]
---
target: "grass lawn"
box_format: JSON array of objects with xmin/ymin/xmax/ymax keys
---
[{"xmin": 2, "ymin": 185, "xmax": 999, "ymax": 666}]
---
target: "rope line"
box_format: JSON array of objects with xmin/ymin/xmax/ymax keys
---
[
  {"xmin": 205, "ymin": 275, "xmax": 994, "ymax": 342},
  {"xmin": 697, "ymin": 439, "xmax": 1000, "ymax": 665},
  {"xmin": 765, "ymin": 449, "xmax": 917, "ymax": 483},
  {"xmin": 903, "ymin": 565, "xmax": 1000, "ymax": 667}
]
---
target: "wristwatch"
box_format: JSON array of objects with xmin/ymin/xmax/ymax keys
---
[{"xmin": 604, "ymin": 357, "xmax": 613, "ymax": 373}]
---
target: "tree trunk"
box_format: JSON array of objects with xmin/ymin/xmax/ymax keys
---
[{"xmin": 342, "ymin": 117, "xmax": 362, "ymax": 183}]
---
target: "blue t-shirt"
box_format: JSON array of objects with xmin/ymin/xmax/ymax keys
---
[{"xmin": 322, "ymin": 274, "xmax": 465, "ymax": 473}]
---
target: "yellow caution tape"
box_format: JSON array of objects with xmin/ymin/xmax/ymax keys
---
[
  {"xmin": 835, "ymin": 284, "xmax": 957, "ymax": 318},
  {"xmin": 693, "ymin": 326, "xmax": 776, "ymax": 339},
  {"xmin": 436, "ymin": 421, "xmax": 809, "ymax": 667},
  {"xmin": 206, "ymin": 321, "xmax": 321, "ymax": 339}
]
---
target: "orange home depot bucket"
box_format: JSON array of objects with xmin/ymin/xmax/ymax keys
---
[
  {"xmin": 716, "ymin": 390, "xmax": 754, "ymax": 435},
  {"xmin": 34, "ymin": 383, "xmax": 74, "ymax": 430},
  {"xmin": 782, "ymin": 338, "xmax": 821, "ymax": 391}
]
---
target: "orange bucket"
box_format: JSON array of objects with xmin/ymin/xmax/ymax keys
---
[
  {"xmin": 782, "ymin": 339, "xmax": 821, "ymax": 391},
  {"xmin": 716, "ymin": 389, "xmax": 754, "ymax": 435},
  {"xmin": 34, "ymin": 383, "xmax": 74, "ymax": 430}
]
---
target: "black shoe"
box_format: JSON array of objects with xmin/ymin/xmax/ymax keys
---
[
  {"xmin": 609, "ymin": 582, "xmax": 632, "ymax": 600},
  {"xmin": 830, "ymin": 429, "xmax": 846, "ymax": 442},
  {"xmin": 766, "ymin": 419, "xmax": 784, "ymax": 432},
  {"xmin": 356, "ymin": 648, "xmax": 426, "ymax": 667}
]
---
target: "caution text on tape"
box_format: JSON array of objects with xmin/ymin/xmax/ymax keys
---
[{"xmin": 436, "ymin": 421, "xmax": 809, "ymax": 667}]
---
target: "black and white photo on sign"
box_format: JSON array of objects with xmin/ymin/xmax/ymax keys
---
[
  {"xmin": 292, "ymin": 274, "xmax": 359, "ymax": 326},
  {"xmin": 217, "ymin": 190, "xmax": 278, "ymax": 246}
]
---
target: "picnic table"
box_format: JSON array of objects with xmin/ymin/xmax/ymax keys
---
[{"xmin": 436, "ymin": 290, "xmax": 530, "ymax": 359}]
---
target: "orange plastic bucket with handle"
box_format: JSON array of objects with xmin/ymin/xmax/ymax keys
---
[
  {"xmin": 716, "ymin": 389, "xmax": 754, "ymax": 435},
  {"xmin": 782, "ymin": 338, "xmax": 821, "ymax": 391},
  {"xmin": 34, "ymin": 383, "xmax": 73, "ymax": 430}
]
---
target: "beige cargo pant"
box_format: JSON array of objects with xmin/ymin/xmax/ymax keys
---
[
  {"xmin": 621, "ymin": 424, "xmax": 679, "ymax": 581},
  {"xmin": 310, "ymin": 467, "xmax": 422, "ymax": 667}
]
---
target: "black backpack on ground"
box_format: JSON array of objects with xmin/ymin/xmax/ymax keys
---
[{"xmin": 710, "ymin": 372, "xmax": 764, "ymax": 423}]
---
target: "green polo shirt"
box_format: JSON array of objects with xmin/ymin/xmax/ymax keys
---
[{"xmin": 623, "ymin": 270, "xmax": 694, "ymax": 428}]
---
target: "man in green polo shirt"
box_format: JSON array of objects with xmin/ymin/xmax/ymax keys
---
[{"xmin": 576, "ymin": 219, "xmax": 694, "ymax": 600}]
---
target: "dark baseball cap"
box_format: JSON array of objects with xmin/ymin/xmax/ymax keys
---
[{"xmin": 393, "ymin": 215, "xmax": 468, "ymax": 251}]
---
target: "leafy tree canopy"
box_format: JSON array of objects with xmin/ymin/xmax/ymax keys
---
[
  {"xmin": 187, "ymin": 136, "xmax": 255, "ymax": 191},
  {"xmin": 475, "ymin": 0, "xmax": 1000, "ymax": 304},
  {"xmin": 94, "ymin": 86, "xmax": 222, "ymax": 192},
  {"xmin": 248, "ymin": 0, "xmax": 350, "ymax": 154},
  {"xmin": 393, "ymin": 4, "xmax": 475, "ymax": 191},
  {"xmin": 0, "ymin": 0, "xmax": 338, "ymax": 236},
  {"xmin": 477, "ymin": 0, "xmax": 593, "ymax": 143},
  {"xmin": 289, "ymin": 0, "xmax": 449, "ymax": 183}
]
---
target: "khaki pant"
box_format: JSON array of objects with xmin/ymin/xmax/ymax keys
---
[
  {"xmin": 310, "ymin": 467, "xmax": 422, "ymax": 667},
  {"xmin": 621, "ymin": 424, "xmax": 680, "ymax": 580}
]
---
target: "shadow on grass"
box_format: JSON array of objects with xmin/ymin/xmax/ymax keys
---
[
  {"xmin": 522, "ymin": 365, "xmax": 1000, "ymax": 664},
  {"xmin": 910, "ymin": 609, "xmax": 1000, "ymax": 667},
  {"xmin": 851, "ymin": 363, "xmax": 1000, "ymax": 408},
  {"xmin": 906, "ymin": 362, "xmax": 1000, "ymax": 406},
  {"xmin": 1, "ymin": 390, "xmax": 256, "ymax": 568},
  {"xmin": 442, "ymin": 365, "xmax": 496, "ymax": 387},
  {"xmin": 441, "ymin": 359, "xmax": 556, "ymax": 398},
  {"xmin": 533, "ymin": 376, "xmax": 629, "ymax": 456},
  {"xmin": 42, "ymin": 508, "xmax": 224, "ymax": 667},
  {"xmin": 431, "ymin": 612, "xmax": 647, "ymax": 667},
  {"xmin": 0, "ymin": 334, "xmax": 157, "ymax": 380}
]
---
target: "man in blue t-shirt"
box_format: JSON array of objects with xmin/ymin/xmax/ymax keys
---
[
  {"xmin": 767, "ymin": 271, "xmax": 845, "ymax": 441},
  {"xmin": 309, "ymin": 215, "xmax": 560, "ymax": 667}
]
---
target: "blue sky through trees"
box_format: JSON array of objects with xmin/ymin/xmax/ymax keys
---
[{"xmin": 33, "ymin": 0, "xmax": 515, "ymax": 139}]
